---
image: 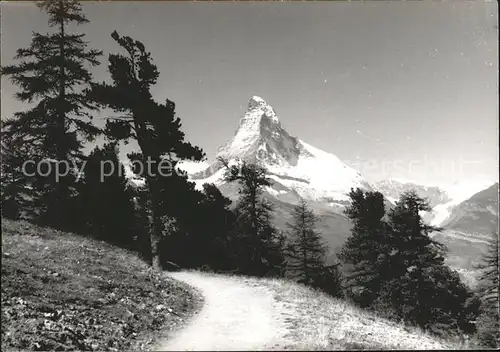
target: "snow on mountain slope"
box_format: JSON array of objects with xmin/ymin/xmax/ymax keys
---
[
  {"xmin": 430, "ymin": 201, "xmax": 459, "ymax": 226},
  {"xmin": 430, "ymin": 180, "xmax": 497, "ymax": 226},
  {"xmin": 373, "ymin": 179, "xmax": 452, "ymax": 225},
  {"xmin": 176, "ymin": 160, "xmax": 210, "ymax": 175},
  {"xmin": 372, "ymin": 178, "xmax": 497, "ymax": 227},
  {"xmin": 441, "ymin": 182, "xmax": 499, "ymax": 235},
  {"xmin": 372, "ymin": 179, "xmax": 496, "ymax": 277},
  {"xmin": 373, "ymin": 179, "xmax": 451, "ymax": 207},
  {"xmin": 180, "ymin": 96, "xmax": 372, "ymax": 210},
  {"xmin": 440, "ymin": 179, "xmax": 497, "ymax": 205}
]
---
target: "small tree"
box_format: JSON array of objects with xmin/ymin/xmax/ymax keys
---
[
  {"xmin": 158, "ymin": 182, "xmax": 235, "ymax": 271},
  {"xmin": 379, "ymin": 191, "xmax": 479, "ymax": 335},
  {"xmin": 475, "ymin": 232, "xmax": 499, "ymax": 348},
  {"xmin": 339, "ymin": 188, "xmax": 389, "ymax": 306},
  {"xmin": 221, "ymin": 158, "xmax": 285, "ymax": 277},
  {"xmin": 313, "ymin": 264, "xmax": 344, "ymax": 299},
  {"xmin": 0, "ymin": 132, "xmax": 39, "ymax": 219},
  {"xmin": 340, "ymin": 188, "xmax": 480, "ymax": 335},
  {"xmin": 286, "ymin": 198, "xmax": 328, "ymax": 286},
  {"xmin": 476, "ymin": 232, "xmax": 500, "ymax": 306},
  {"xmin": 196, "ymin": 183, "xmax": 235, "ymax": 271},
  {"xmin": 79, "ymin": 143, "xmax": 137, "ymax": 249}
]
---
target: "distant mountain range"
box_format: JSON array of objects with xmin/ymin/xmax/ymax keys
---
[
  {"xmin": 163, "ymin": 96, "xmax": 497, "ymax": 281},
  {"xmin": 442, "ymin": 182, "xmax": 499, "ymax": 235},
  {"xmin": 373, "ymin": 179, "xmax": 451, "ymax": 207},
  {"xmin": 372, "ymin": 179, "xmax": 452, "ymax": 225}
]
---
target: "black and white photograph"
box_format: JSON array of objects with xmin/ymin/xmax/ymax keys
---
[{"xmin": 1, "ymin": 0, "xmax": 498, "ymax": 350}]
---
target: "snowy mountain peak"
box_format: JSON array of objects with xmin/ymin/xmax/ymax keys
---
[
  {"xmin": 248, "ymin": 95, "xmax": 270, "ymax": 109},
  {"xmin": 244, "ymin": 95, "xmax": 280, "ymax": 125},
  {"xmin": 215, "ymin": 96, "xmax": 299, "ymax": 166},
  {"xmin": 180, "ymin": 96, "xmax": 373, "ymax": 210}
]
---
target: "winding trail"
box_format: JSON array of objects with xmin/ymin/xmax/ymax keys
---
[
  {"xmin": 157, "ymin": 271, "xmax": 288, "ymax": 351},
  {"xmin": 156, "ymin": 271, "xmax": 453, "ymax": 351}
]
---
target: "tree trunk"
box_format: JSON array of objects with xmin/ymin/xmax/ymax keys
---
[
  {"xmin": 148, "ymin": 181, "xmax": 163, "ymax": 271},
  {"xmin": 150, "ymin": 211, "xmax": 162, "ymax": 271},
  {"xmin": 55, "ymin": 0, "xmax": 68, "ymax": 229}
]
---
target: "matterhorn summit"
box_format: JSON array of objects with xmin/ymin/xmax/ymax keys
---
[
  {"xmin": 180, "ymin": 96, "xmax": 372, "ymax": 212},
  {"xmin": 216, "ymin": 95, "xmax": 306, "ymax": 167}
]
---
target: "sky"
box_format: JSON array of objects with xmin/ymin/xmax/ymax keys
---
[{"xmin": 1, "ymin": 1, "xmax": 498, "ymax": 190}]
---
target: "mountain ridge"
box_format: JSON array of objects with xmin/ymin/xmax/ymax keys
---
[
  {"xmin": 441, "ymin": 182, "xmax": 499, "ymax": 236},
  {"xmin": 181, "ymin": 96, "xmax": 372, "ymax": 211}
]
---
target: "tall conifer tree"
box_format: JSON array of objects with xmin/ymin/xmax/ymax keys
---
[
  {"xmin": 89, "ymin": 31, "xmax": 204, "ymax": 270},
  {"xmin": 1, "ymin": 0, "xmax": 102, "ymax": 229},
  {"xmin": 339, "ymin": 188, "xmax": 389, "ymax": 306},
  {"xmin": 286, "ymin": 198, "xmax": 328, "ymax": 286},
  {"xmin": 475, "ymin": 232, "xmax": 499, "ymax": 347},
  {"xmin": 221, "ymin": 159, "xmax": 285, "ymax": 277}
]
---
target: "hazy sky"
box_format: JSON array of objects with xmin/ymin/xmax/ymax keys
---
[{"xmin": 1, "ymin": 1, "xmax": 498, "ymax": 188}]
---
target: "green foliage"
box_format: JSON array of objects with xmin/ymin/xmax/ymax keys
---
[
  {"xmin": 76, "ymin": 143, "xmax": 138, "ymax": 249},
  {"xmin": 0, "ymin": 132, "xmax": 39, "ymax": 220},
  {"xmin": 475, "ymin": 232, "xmax": 499, "ymax": 307},
  {"xmin": 340, "ymin": 188, "xmax": 481, "ymax": 336},
  {"xmin": 338, "ymin": 188, "xmax": 388, "ymax": 306},
  {"xmin": 195, "ymin": 183, "xmax": 236, "ymax": 271},
  {"xmin": 1, "ymin": 0, "xmax": 102, "ymax": 230},
  {"xmin": 285, "ymin": 198, "xmax": 328, "ymax": 285},
  {"xmin": 221, "ymin": 159, "xmax": 286, "ymax": 277},
  {"xmin": 474, "ymin": 232, "xmax": 499, "ymax": 348},
  {"xmin": 475, "ymin": 309, "xmax": 500, "ymax": 348},
  {"xmin": 159, "ymin": 182, "xmax": 236, "ymax": 271},
  {"xmin": 89, "ymin": 31, "xmax": 204, "ymax": 269},
  {"xmin": 311, "ymin": 264, "xmax": 344, "ymax": 299},
  {"xmin": 381, "ymin": 191, "xmax": 479, "ymax": 335},
  {"xmin": 374, "ymin": 264, "xmax": 480, "ymax": 335},
  {"xmin": 283, "ymin": 198, "xmax": 343, "ymax": 298}
]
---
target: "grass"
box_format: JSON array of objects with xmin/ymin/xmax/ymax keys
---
[
  {"xmin": 1, "ymin": 218, "xmax": 203, "ymax": 351},
  {"xmin": 200, "ymin": 272, "xmax": 464, "ymax": 350}
]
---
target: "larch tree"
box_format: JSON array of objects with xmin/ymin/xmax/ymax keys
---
[
  {"xmin": 475, "ymin": 231, "xmax": 499, "ymax": 348},
  {"xmin": 476, "ymin": 231, "xmax": 500, "ymax": 306},
  {"xmin": 379, "ymin": 191, "xmax": 479, "ymax": 335},
  {"xmin": 221, "ymin": 158, "xmax": 285, "ymax": 277},
  {"xmin": 339, "ymin": 188, "xmax": 389, "ymax": 306},
  {"xmin": 341, "ymin": 188, "xmax": 480, "ymax": 335},
  {"xmin": 286, "ymin": 198, "xmax": 328, "ymax": 286}
]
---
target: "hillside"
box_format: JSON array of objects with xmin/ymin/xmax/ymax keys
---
[
  {"xmin": 158, "ymin": 271, "xmax": 458, "ymax": 350},
  {"xmin": 373, "ymin": 179, "xmax": 451, "ymax": 207},
  {"xmin": 1, "ymin": 219, "xmax": 202, "ymax": 351},
  {"xmin": 373, "ymin": 179, "xmax": 452, "ymax": 225},
  {"xmin": 442, "ymin": 182, "xmax": 499, "ymax": 236}
]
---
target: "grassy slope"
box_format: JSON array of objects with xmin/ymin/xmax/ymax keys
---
[
  {"xmin": 218, "ymin": 273, "xmax": 462, "ymax": 350},
  {"xmin": 1, "ymin": 219, "xmax": 203, "ymax": 351}
]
